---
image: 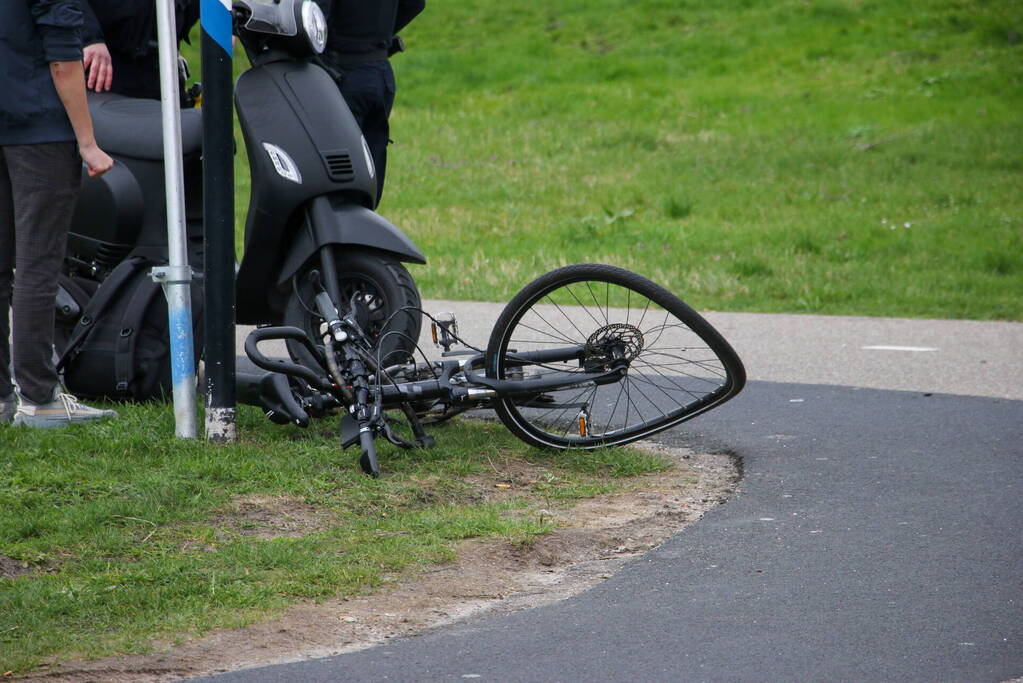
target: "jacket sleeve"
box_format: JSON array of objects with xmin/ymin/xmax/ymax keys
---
[
  {"xmin": 28, "ymin": 0, "xmax": 84, "ymax": 62},
  {"xmin": 394, "ymin": 0, "xmax": 425, "ymax": 35},
  {"xmin": 81, "ymin": 1, "xmax": 105, "ymax": 46},
  {"xmin": 176, "ymin": 0, "xmax": 201, "ymax": 43}
]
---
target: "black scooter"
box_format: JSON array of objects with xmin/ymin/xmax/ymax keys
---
[{"xmin": 62, "ymin": 0, "xmax": 424, "ymax": 373}]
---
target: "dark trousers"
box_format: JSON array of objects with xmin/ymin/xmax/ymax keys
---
[
  {"xmin": 334, "ymin": 60, "xmax": 396, "ymax": 206},
  {"xmin": 0, "ymin": 142, "xmax": 81, "ymax": 404}
]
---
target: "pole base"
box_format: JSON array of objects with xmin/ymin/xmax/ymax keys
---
[{"xmin": 205, "ymin": 406, "xmax": 237, "ymax": 442}]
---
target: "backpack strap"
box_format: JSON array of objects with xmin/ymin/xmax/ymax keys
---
[
  {"xmin": 113, "ymin": 275, "xmax": 164, "ymax": 396},
  {"xmin": 57, "ymin": 257, "xmax": 152, "ymax": 372}
]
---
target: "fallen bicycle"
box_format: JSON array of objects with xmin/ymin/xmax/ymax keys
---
[{"xmin": 242, "ymin": 264, "xmax": 746, "ymax": 476}]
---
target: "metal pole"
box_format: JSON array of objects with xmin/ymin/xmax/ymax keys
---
[
  {"xmin": 153, "ymin": 0, "xmax": 197, "ymax": 438},
  {"xmin": 200, "ymin": 0, "xmax": 237, "ymax": 441}
]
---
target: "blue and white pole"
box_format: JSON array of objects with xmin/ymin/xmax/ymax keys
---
[
  {"xmin": 153, "ymin": 0, "xmax": 198, "ymax": 438},
  {"xmin": 201, "ymin": 0, "xmax": 237, "ymax": 441},
  {"xmin": 201, "ymin": 0, "xmax": 234, "ymax": 55}
]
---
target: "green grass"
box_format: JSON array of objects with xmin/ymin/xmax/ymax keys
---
[
  {"xmin": 0, "ymin": 406, "xmax": 670, "ymax": 673},
  {"xmin": 187, "ymin": 0, "xmax": 1023, "ymax": 320}
]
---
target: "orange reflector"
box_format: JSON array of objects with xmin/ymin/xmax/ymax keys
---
[
  {"xmin": 431, "ymin": 322, "xmax": 438, "ymax": 344},
  {"xmin": 579, "ymin": 415, "xmax": 587, "ymax": 437}
]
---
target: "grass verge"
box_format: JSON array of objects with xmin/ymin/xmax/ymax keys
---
[
  {"xmin": 185, "ymin": 0, "xmax": 1022, "ymax": 320},
  {"xmin": 0, "ymin": 405, "xmax": 671, "ymax": 674}
]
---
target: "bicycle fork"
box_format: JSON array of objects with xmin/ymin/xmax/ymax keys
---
[{"xmin": 312, "ymin": 287, "xmax": 383, "ymax": 476}]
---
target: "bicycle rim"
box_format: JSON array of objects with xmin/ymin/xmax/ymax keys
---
[{"xmin": 486, "ymin": 264, "xmax": 745, "ymax": 450}]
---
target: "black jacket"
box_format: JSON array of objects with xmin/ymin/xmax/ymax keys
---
[
  {"xmin": 315, "ymin": 0, "xmax": 425, "ymax": 56},
  {"xmin": 0, "ymin": 0, "xmax": 84, "ymax": 145},
  {"xmin": 81, "ymin": 0, "xmax": 199, "ymax": 99}
]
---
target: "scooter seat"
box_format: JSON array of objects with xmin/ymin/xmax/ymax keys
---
[{"xmin": 88, "ymin": 92, "xmax": 203, "ymax": 162}]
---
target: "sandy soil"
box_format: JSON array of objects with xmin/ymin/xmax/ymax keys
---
[{"xmin": 23, "ymin": 443, "xmax": 739, "ymax": 682}]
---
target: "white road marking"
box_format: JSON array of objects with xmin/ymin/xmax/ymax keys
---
[{"xmin": 861, "ymin": 345, "xmax": 938, "ymax": 352}]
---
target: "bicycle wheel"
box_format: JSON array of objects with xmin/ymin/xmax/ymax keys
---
[{"xmin": 485, "ymin": 264, "xmax": 745, "ymax": 450}]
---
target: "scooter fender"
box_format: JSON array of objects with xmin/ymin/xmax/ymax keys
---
[{"xmin": 276, "ymin": 195, "xmax": 426, "ymax": 287}]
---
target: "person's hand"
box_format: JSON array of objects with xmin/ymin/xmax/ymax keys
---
[
  {"xmin": 83, "ymin": 43, "xmax": 113, "ymax": 92},
  {"xmin": 80, "ymin": 143, "xmax": 113, "ymax": 178}
]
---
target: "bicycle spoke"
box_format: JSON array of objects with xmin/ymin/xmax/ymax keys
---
[
  {"xmin": 583, "ymin": 280, "xmax": 609, "ymax": 326},
  {"xmin": 602, "ymin": 377, "xmax": 629, "ymax": 436},
  {"xmin": 623, "ymin": 372, "xmax": 694, "ymax": 411},
  {"xmin": 564, "ymin": 285, "xmax": 607, "ymax": 330},
  {"xmin": 627, "ymin": 368, "xmax": 709, "ymax": 405},
  {"xmin": 621, "ymin": 374, "xmax": 660, "ymax": 427},
  {"xmin": 511, "ymin": 318, "xmax": 579, "ymax": 345},
  {"xmin": 633, "ymin": 354, "xmax": 727, "ymax": 379},
  {"xmin": 530, "ymin": 385, "xmax": 590, "ymax": 425},
  {"xmin": 643, "ymin": 310, "xmax": 673, "ymax": 350},
  {"xmin": 605, "ymin": 376, "xmax": 654, "ymax": 435},
  {"xmin": 636, "ymin": 352, "xmax": 728, "ymax": 380},
  {"xmin": 635, "ymin": 296, "xmax": 652, "ymax": 331},
  {"xmin": 524, "ymin": 305, "xmax": 586, "ymax": 344},
  {"xmin": 597, "ymin": 282, "xmax": 605, "ymax": 327},
  {"xmin": 546, "ymin": 294, "xmax": 591, "ymax": 342}
]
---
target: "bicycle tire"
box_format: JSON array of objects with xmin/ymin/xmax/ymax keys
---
[{"xmin": 485, "ymin": 264, "xmax": 745, "ymax": 450}]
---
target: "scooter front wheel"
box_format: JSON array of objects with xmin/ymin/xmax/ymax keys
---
[{"xmin": 283, "ymin": 247, "xmax": 422, "ymax": 372}]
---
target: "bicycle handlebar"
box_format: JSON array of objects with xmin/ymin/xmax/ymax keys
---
[{"xmin": 244, "ymin": 326, "xmax": 335, "ymax": 393}]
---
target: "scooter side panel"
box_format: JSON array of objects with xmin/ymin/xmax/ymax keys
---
[{"xmin": 235, "ymin": 62, "xmax": 379, "ymax": 323}]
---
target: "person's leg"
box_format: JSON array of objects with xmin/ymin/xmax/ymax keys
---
[
  {"xmin": 338, "ymin": 62, "xmax": 395, "ymax": 204},
  {"xmin": 358, "ymin": 99, "xmax": 389, "ymax": 204},
  {"xmin": 0, "ymin": 147, "xmax": 17, "ymax": 421},
  {"xmin": 5, "ymin": 142, "xmax": 80, "ymax": 405},
  {"xmin": 6, "ymin": 143, "xmax": 117, "ymax": 428},
  {"xmin": 370, "ymin": 62, "xmax": 395, "ymax": 203}
]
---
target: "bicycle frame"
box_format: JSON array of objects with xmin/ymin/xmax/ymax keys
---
[{"xmin": 245, "ymin": 326, "xmax": 625, "ymax": 409}]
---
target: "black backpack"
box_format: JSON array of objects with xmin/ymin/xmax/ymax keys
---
[{"xmin": 56, "ymin": 256, "xmax": 203, "ymax": 402}]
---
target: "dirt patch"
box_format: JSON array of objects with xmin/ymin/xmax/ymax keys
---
[
  {"xmin": 0, "ymin": 555, "xmax": 35, "ymax": 580},
  {"xmin": 24, "ymin": 443, "xmax": 739, "ymax": 682},
  {"xmin": 210, "ymin": 495, "xmax": 339, "ymax": 540}
]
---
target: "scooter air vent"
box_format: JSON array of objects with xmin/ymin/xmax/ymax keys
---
[{"xmin": 323, "ymin": 151, "xmax": 354, "ymax": 183}]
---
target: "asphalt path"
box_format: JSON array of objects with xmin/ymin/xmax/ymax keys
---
[{"xmin": 214, "ymin": 308, "xmax": 1023, "ymax": 682}]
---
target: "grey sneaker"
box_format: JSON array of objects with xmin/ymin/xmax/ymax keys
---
[
  {"xmin": 0, "ymin": 392, "xmax": 15, "ymax": 425},
  {"xmin": 13, "ymin": 391, "xmax": 118, "ymax": 429}
]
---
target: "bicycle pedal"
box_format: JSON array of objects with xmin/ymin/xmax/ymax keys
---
[{"xmin": 431, "ymin": 312, "xmax": 459, "ymax": 352}]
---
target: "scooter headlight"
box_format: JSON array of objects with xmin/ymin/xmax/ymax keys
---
[
  {"xmin": 263, "ymin": 143, "xmax": 302, "ymax": 184},
  {"xmin": 300, "ymin": 0, "xmax": 327, "ymax": 55}
]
